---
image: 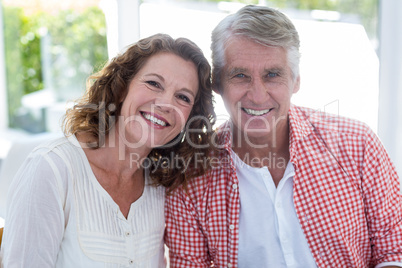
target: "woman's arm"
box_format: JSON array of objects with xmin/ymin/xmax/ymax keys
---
[{"xmin": 1, "ymin": 151, "xmax": 65, "ymax": 267}]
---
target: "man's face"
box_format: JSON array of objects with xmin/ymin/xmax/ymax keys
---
[{"xmin": 220, "ymin": 36, "xmax": 300, "ymax": 145}]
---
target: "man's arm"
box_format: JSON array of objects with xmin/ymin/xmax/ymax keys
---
[
  {"xmin": 165, "ymin": 189, "xmax": 212, "ymax": 268},
  {"xmin": 362, "ymin": 129, "xmax": 402, "ymax": 265}
]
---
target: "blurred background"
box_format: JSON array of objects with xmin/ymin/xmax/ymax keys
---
[{"xmin": 0, "ymin": 0, "xmax": 401, "ymax": 226}]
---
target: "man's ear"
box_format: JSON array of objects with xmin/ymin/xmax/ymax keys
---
[{"xmin": 293, "ymin": 76, "xmax": 301, "ymax": 94}]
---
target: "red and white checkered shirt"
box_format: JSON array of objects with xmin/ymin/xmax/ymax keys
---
[{"xmin": 165, "ymin": 104, "xmax": 402, "ymax": 268}]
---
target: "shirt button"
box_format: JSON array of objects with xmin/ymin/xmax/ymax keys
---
[
  {"xmin": 125, "ymin": 231, "xmax": 130, "ymax": 236},
  {"xmin": 229, "ymin": 224, "xmax": 235, "ymax": 230},
  {"xmin": 129, "ymin": 259, "xmax": 134, "ymax": 264},
  {"xmin": 232, "ymin": 184, "xmax": 238, "ymax": 189}
]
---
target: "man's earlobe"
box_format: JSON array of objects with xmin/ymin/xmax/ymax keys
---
[
  {"xmin": 212, "ymin": 87, "xmax": 221, "ymax": 95},
  {"xmin": 293, "ymin": 76, "xmax": 301, "ymax": 94}
]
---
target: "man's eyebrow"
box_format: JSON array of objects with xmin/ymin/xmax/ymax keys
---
[
  {"xmin": 227, "ymin": 67, "xmax": 248, "ymax": 77},
  {"xmin": 226, "ymin": 66, "xmax": 287, "ymax": 77},
  {"xmin": 264, "ymin": 67, "xmax": 285, "ymax": 74}
]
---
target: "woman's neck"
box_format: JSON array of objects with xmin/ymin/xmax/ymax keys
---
[{"xmin": 77, "ymin": 130, "xmax": 151, "ymax": 179}]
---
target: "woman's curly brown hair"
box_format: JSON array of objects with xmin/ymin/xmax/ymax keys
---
[{"xmin": 63, "ymin": 33, "xmax": 216, "ymax": 193}]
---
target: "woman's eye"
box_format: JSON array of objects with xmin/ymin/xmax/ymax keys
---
[
  {"xmin": 146, "ymin": 81, "xmax": 160, "ymax": 88},
  {"xmin": 177, "ymin": 94, "xmax": 191, "ymax": 103}
]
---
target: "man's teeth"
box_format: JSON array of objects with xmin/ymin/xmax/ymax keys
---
[
  {"xmin": 243, "ymin": 108, "xmax": 271, "ymax": 116},
  {"xmin": 143, "ymin": 113, "xmax": 167, "ymax": 126}
]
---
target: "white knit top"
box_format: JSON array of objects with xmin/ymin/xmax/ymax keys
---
[{"xmin": 1, "ymin": 136, "xmax": 166, "ymax": 268}]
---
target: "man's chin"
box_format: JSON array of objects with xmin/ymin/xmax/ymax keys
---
[
  {"xmin": 237, "ymin": 128, "xmax": 274, "ymax": 140},
  {"xmin": 244, "ymin": 130, "xmax": 274, "ymax": 139}
]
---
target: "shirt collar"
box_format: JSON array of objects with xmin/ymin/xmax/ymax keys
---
[
  {"xmin": 214, "ymin": 120, "xmax": 234, "ymax": 152},
  {"xmin": 288, "ymin": 104, "xmax": 315, "ymax": 145}
]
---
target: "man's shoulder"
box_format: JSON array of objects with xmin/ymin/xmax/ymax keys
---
[
  {"xmin": 292, "ymin": 105, "xmax": 373, "ymax": 137},
  {"xmin": 169, "ymin": 147, "xmax": 234, "ymax": 199}
]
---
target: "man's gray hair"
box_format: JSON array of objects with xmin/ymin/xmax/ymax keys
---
[{"xmin": 211, "ymin": 5, "xmax": 301, "ymax": 92}]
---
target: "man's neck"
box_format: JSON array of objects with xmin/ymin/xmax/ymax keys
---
[{"xmin": 232, "ymin": 130, "xmax": 290, "ymax": 187}]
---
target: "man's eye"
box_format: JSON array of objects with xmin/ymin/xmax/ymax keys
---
[
  {"xmin": 146, "ymin": 81, "xmax": 160, "ymax": 87},
  {"xmin": 234, "ymin": 73, "xmax": 246, "ymax": 78},
  {"xmin": 177, "ymin": 94, "xmax": 191, "ymax": 103},
  {"xmin": 268, "ymin": 72, "xmax": 278, "ymax": 78}
]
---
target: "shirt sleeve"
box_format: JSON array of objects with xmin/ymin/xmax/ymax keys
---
[
  {"xmin": 165, "ymin": 189, "xmax": 212, "ymax": 268},
  {"xmin": 362, "ymin": 129, "xmax": 402, "ymax": 264},
  {"xmin": 1, "ymin": 151, "xmax": 65, "ymax": 267}
]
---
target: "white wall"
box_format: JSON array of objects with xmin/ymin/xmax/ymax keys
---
[
  {"xmin": 101, "ymin": 0, "xmax": 140, "ymax": 59},
  {"xmin": 293, "ymin": 19, "xmax": 379, "ymax": 132},
  {"xmin": 378, "ymin": 0, "xmax": 402, "ymax": 176}
]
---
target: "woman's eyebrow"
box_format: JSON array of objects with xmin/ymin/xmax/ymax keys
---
[
  {"xmin": 144, "ymin": 73, "xmax": 165, "ymax": 82},
  {"xmin": 180, "ymin": 88, "xmax": 196, "ymax": 98},
  {"xmin": 144, "ymin": 73, "xmax": 196, "ymax": 97}
]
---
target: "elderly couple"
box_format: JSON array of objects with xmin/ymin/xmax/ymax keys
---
[{"xmin": 1, "ymin": 5, "xmax": 401, "ymax": 268}]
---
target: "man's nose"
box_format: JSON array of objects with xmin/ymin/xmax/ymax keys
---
[{"xmin": 247, "ymin": 78, "xmax": 269, "ymax": 104}]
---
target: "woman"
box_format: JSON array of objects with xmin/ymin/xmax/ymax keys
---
[{"xmin": 0, "ymin": 33, "xmax": 215, "ymax": 267}]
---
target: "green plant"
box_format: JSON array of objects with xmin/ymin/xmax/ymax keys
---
[
  {"xmin": 3, "ymin": 5, "xmax": 108, "ymax": 131},
  {"xmin": 3, "ymin": 7, "xmax": 24, "ymax": 128}
]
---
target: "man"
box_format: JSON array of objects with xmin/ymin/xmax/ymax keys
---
[{"xmin": 165, "ymin": 5, "xmax": 402, "ymax": 268}]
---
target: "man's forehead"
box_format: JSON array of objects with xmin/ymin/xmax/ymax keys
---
[{"xmin": 224, "ymin": 47, "xmax": 287, "ymax": 67}]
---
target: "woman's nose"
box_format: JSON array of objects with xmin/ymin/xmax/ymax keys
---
[{"xmin": 154, "ymin": 92, "xmax": 175, "ymax": 112}]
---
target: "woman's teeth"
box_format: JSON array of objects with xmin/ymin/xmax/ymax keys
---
[
  {"xmin": 143, "ymin": 113, "xmax": 167, "ymax": 126},
  {"xmin": 243, "ymin": 108, "xmax": 271, "ymax": 116}
]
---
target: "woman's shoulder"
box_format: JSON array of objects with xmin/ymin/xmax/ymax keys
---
[
  {"xmin": 29, "ymin": 135, "xmax": 83, "ymax": 162},
  {"xmin": 18, "ymin": 135, "xmax": 88, "ymax": 186},
  {"xmin": 5, "ymin": 136, "xmax": 74, "ymax": 206}
]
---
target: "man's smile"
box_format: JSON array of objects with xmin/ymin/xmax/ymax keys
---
[{"xmin": 241, "ymin": 107, "xmax": 273, "ymax": 116}]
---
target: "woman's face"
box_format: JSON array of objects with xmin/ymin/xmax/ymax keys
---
[{"xmin": 119, "ymin": 52, "xmax": 199, "ymax": 149}]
